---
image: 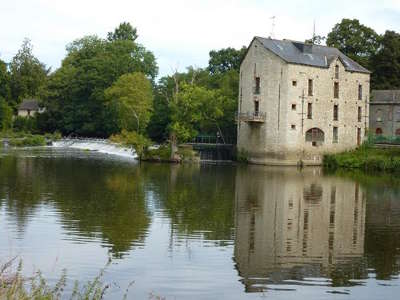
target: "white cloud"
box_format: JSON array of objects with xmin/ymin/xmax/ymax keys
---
[{"xmin": 0, "ymin": 0, "xmax": 399, "ymax": 77}]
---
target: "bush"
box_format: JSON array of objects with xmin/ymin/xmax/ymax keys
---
[
  {"xmin": 13, "ymin": 116, "xmax": 38, "ymax": 133},
  {"xmin": 110, "ymin": 130, "xmax": 151, "ymax": 159},
  {"xmin": 8, "ymin": 135, "xmax": 46, "ymax": 147}
]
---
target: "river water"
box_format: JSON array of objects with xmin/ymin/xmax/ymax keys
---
[{"xmin": 0, "ymin": 147, "xmax": 399, "ymax": 299}]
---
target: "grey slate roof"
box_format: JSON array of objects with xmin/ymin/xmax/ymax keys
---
[
  {"xmin": 254, "ymin": 37, "xmax": 370, "ymax": 74},
  {"xmin": 18, "ymin": 99, "xmax": 39, "ymax": 111},
  {"xmin": 371, "ymin": 90, "xmax": 400, "ymax": 103}
]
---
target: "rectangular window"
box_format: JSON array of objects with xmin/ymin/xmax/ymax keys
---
[
  {"xmin": 292, "ymin": 80, "xmax": 297, "ymax": 86},
  {"xmin": 307, "ymin": 103, "xmax": 312, "ymax": 119},
  {"xmin": 335, "ymin": 65, "xmax": 339, "ymax": 79},
  {"xmin": 254, "ymin": 77, "xmax": 260, "ymax": 94},
  {"xmin": 254, "ymin": 100, "xmax": 259, "ymax": 115},
  {"xmin": 333, "ymin": 104, "xmax": 339, "ymax": 121},
  {"xmin": 333, "ymin": 127, "xmax": 338, "ymax": 143},
  {"xmin": 291, "ymin": 104, "xmax": 297, "ymax": 110},
  {"xmin": 308, "ymin": 79, "xmax": 313, "ymax": 96},
  {"xmin": 291, "ymin": 124, "xmax": 296, "ymax": 130},
  {"xmin": 334, "ymin": 82, "xmax": 339, "ymax": 98},
  {"xmin": 358, "ymin": 106, "xmax": 362, "ymax": 122},
  {"xmin": 358, "ymin": 84, "xmax": 362, "ymax": 100}
]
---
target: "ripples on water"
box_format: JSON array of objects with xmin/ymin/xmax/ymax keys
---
[{"xmin": 0, "ymin": 147, "xmax": 400, "ymax": 299}]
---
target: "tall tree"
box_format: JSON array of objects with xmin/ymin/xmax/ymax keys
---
[
  {"xmin": 107, "ymin": 22, "xmax": 138, "ymax": 42},
  {"xmin": 326, "ymin": 19, "xmax": 381, "ymax": 69},
  {"xmin": 208, "ymin": 47, "xmax": 247, "ymax": 74},
  {"xmin": 0, "ymin": 59, "xmax": 11, "ymax": 101},
  {"xmin": 371, "ymin": 30, "xmax": 400, "ymax": 89},
  {"xmin": 104, "ymin": 72, "xmax": 153, "ymax": 133},
  {"xmin": 0, "ymin": 98, "xmax": 13, "ymax": 131},
  {"xmin": 41, "ymin": 24, "xmax": 158, "ymax": 137},
  {"xmin": 9, "ymin": 39, "xmax": 49, "ymax": 108}
]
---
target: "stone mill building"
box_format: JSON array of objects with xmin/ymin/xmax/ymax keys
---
[{"xmin": 237, "ymin": 37, "xmax": 370, "ymax": 165}]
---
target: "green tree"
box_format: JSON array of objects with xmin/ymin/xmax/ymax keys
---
[
  {"xmin": 0, "ymin": 59, "xmax": 11, "ymax": 101},
  {"xmin": 371, "ymin": 31, "xmax": 400, "ymax": 89},
  {"xmin": 169, "ymin": 82, "xmax": 225, "ymax": 142},
  {"xmin": 42, "ymin": 24, "xmax": 158, "ymax": 137},
  {"xmin": 9, "ymin": 39, "xmax": 49, "ymax": 108},
  {"xmin": 208, "ymin": 47, "xmax": 247, "ymax": 74},
  {"xmin": 0, "ymin": 98, "xmax": 13, "ymax": 131},
  {"xmin": 326, "ymin": 19, "xmax": 381, "ymax": 69},
  {"xmin": 107, "ymin": 22, "xmax": 138, "ymax": 42},
  {"xmin": 105, "ymin": 72, "xmax": 153, "ymax": 133}
]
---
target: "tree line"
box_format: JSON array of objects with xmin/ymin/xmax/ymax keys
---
[{"xmin": 0, "ymin": 19, "xmax": 399, "ymax": 148}]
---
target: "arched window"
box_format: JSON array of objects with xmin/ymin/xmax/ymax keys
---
[
  {"xmin": 376, "ymin": 128, "xmax": 383, "ymax": 135},
  {"xmin": 395, "ymin": 129, "xmax": 400, "ymax": 136},
  {"xmin": 305, "ymin": 128, "xmax": 325, "ymax": 146}
]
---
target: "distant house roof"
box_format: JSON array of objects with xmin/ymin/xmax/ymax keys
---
[
  {"xmin": 371, "ymin": 90, "xmax": 400, "ymax": 103},
  {"xmin": 18, "ymin": 99, "xmax": 40, "ymax": 111},
  {"xmin": 252, "ymin": 37, "xmax": 370, "ymax": 74}
]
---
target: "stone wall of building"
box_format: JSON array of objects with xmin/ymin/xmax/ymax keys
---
[
  {"xmin": 369, "ymin": 103, "xmax": 400, "ymax": 136},
  {"xmin": 237, "ymin": 40, "xmax": 370, "ymax": 165}
]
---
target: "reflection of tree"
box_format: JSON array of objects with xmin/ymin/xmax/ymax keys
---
[
  {"xmin": 140, "ymin": 163, "xmax": 235, "ymax": 242},
  {"xmin": 234, "ymin": 166, "xmax": 367, "ymax": 291},
  {"xmin": 0, "ymin": 156, "xmax": 44, "ymax": 232},
  {"xmin": 0, "ymin": 154, "xmax": 150, "ymax": 258}
]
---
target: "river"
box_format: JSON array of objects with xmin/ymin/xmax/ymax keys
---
[{"xmin": 0, "ymin": 147, "xmax": 399, "ymax": 299}]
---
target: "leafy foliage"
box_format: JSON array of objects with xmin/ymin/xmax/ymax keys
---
[
  {"xmin": 9, "ymin": 39, "xmax": 49, "ymax": 109},
  {"xmin": 371, "ymin": 31, "xmax": 400, "ymax": 89},
  {"xmin": 105, "ymin": 72, "xmax": 153, "ymax": 133},
  {"xmin": 208, "ymin": 47, "xmax": 247, "ymax": 74},
  {"xmin": 41, "ymin": 23, "xmax": 158, "ymax": 137},
  {"xmin": 0, "ymin": 98, "xmax": 13, "ymax": 131},
  {"xmin": 327, "ymin": 19, "xmax": 381, "ymax": 69},
  {"xmin": 110, "ymin": 129, "xmax": 151, "ymax": 158}
]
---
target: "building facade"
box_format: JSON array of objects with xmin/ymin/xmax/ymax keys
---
[
  {"xmin": 369, "ymin": 90, "xmax": 400, "ymax": 137},
  {"xmin": 237, "ymin": 37, "xmax": 370, "ymax": 165},
  {"xmin": 17, "ymin": 99, "xmax": 42, "ymax": 117}
]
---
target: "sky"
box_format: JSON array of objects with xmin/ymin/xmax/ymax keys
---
[{"xmin": 1, "ymin": 0, "xmax": 399, "ymax": 78}]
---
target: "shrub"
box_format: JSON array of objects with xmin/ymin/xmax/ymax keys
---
[
  {"xmin": 13, "ymin": 116, "xmax": 38, "ymax": 133},
  {"xmin": 8, "ymin": 135, "xmax": 46, "ymax": 147},
  {"xmin": 110, "ymin": 130, "xmax": 151, "ymax": 159}
]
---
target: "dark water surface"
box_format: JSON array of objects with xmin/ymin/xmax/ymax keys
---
[{"xmin": 0, "ymin": 148, "xmax": 400, "ymax": 299}]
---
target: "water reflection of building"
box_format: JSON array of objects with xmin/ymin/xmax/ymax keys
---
[{"xmin": 234, "ymin": 166, "xmax": 366, "ymax": 292}]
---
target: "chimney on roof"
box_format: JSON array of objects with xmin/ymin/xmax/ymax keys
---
[{"xmin": 292, "ymin": 41, "xmax": 313, "ymax": 54}]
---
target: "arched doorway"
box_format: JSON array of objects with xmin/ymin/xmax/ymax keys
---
[
  {"xmin": 375, "ymin": 128, "xmax": 383, "ymax": 135},
  {"xmin": 305, "ymin": 128, "xmax": 324, "ymax": 147},
  {"xmin": 396, "ymin": 129, "xmax": 400, "ymax": 136}
]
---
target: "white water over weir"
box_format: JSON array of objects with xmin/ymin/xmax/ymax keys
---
[{"xmin": 52, "ymin": 139, "xmax": 137, "ymax": 159}]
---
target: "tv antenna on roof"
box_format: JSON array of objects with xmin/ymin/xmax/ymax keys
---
[{"xmin": 270, "ymin": 16, "xmax": 276, "ymax": 38}]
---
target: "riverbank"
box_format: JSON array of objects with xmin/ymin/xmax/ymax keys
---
[
  {"xmin": 323, "ymin": 145, "xmax": 400, "ymax": 172},
  {"xmin": 0, "ymin": 132, "xmax": 61, "ymax": 147}
]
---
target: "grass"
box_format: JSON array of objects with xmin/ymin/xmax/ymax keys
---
[
  {"xmin": 1, "ymin": 131, "xmax": 62, "ymax": 148},
  {"xmin": 323, "ymin": 145, "xmax": 400, "ymax": 172},
  {"xmin": 0, "ymin": 258, "xmax": 134, "ymax": 300}
]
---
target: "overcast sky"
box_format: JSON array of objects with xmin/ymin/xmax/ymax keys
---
[{"xmin": 1, "ymin": 0, "xmax": 399, "ymax": 77}]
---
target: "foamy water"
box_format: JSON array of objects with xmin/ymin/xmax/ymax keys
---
[{"xmin": 52, "ymin": 139, "xmax": 137, "ymax": 159}]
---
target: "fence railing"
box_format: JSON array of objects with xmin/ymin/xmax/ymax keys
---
[
  {"xmin": 236, "ymin": 112, "xmax": 266, "ymax": 123},
  {"xmin": 190, "ymin": 135, "xmax": 235, "ymax": 145},
  {"xmin": 370, "ymin": 135, "xmax": 400, "ymax": 145}
]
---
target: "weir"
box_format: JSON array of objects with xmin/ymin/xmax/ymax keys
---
[{"xmin": 53, "ymin": 138, "xmax": 137, "ymax": 159}]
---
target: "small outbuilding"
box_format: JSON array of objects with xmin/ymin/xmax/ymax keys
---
[
  {"xmin": 18, "ymin": 99, "xmax": 43, "ymax": 117},
  {"xmin": 369, "ymin": 90, "xmax": 400, "ymax": 137}
]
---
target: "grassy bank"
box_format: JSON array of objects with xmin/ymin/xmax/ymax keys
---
[
  {"xmin": 1, "ymin": 132, "xmax": 62, "ymax": 147},
  {"xmin": 323, "ymin": 145, "xmax": 400, "ymax": 172},
  {"xmin": 0, "ymin": 258, "xmax": 136, "ymax": 300}
]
